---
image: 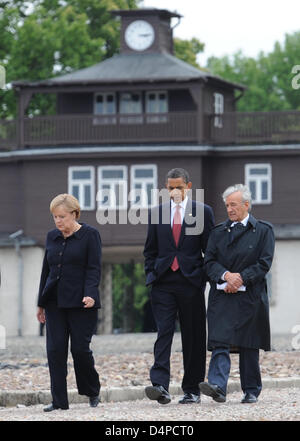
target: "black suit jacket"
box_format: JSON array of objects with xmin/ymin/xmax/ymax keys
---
[
  {"xmin": 37, "ymin": 223, "xmax": 101, "ymax": 308},
  {"xmin": 143, "ymin": 199, "xmax": 215, "ymax": 289}
]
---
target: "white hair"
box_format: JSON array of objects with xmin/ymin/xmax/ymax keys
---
[{"xmin": 222, "ymin": 184, "xmax": 252, "ymax": 210}]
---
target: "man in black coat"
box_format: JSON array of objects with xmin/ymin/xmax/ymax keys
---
[
  {"xmin": 143, "ymin": 168, "xmax": 215, "ymax": 405},
  {"xmin": 200, "ymin": 184, "xmax": 275, "ymax": 404}
]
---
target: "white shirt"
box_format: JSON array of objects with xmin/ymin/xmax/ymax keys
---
[{"xmin": 170, "ymin": 196, "xmax": 188, "ymax": 226}]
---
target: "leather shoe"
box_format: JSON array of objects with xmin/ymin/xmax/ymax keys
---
[
  {"xmin": 199, "ymin": 382, "xmax": 226, "ymax": 403},
  {"xmin": 43, "ymin": 403, "xmax": 68, "ymax": 412},
  {"xmin": 145, "ymin": 385, "xmax": 171, "ymax": 405},
  {"xmin": 241, "ymin": 393, "xmax": 257, "ymax": 403},
  {"xmin": 178, "ymin": 393, "xmax": 200, "ymax": 404},
  {"xmin": 89, "ymin": 395, "xmax": 100, "ymax": 407}
]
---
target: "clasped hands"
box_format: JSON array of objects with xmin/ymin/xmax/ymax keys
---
[{"xmin": 224, "ymin": 272, "xmax": 244, "ymax": 293}]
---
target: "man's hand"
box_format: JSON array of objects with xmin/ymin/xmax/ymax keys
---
[{"xmin": 224, "ymin": 272, "xmax": 243, "ymax": 293}]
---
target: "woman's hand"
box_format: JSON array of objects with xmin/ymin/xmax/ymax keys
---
[
  {"xmin": 37, "ymin": 307, "xmax": 46, "ymax": 323},
  {"xmin": 82, "ymin": 296, "xmax": 95, "ymax": 308}
]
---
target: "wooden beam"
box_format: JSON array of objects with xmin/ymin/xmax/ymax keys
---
[{"xmin": 16, "ymin": 89, "xmax": 33, "ymax": 149}]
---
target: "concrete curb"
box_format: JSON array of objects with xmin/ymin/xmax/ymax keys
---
[{"xmin": 1, "ymin": 377, "xmax": 300, "ymax": 407}]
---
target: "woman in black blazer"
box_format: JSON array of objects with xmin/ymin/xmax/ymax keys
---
[{"xmin": 37, "ymin": 194, "xmax": 101, "ymax": 411}]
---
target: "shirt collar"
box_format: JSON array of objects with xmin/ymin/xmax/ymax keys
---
[{"xmin": 230, "ymin": 214, "xmax": 249, "ymax": 228}]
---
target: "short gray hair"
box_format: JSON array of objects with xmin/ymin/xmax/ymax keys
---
[{"xmin": 222, "ymin": 184, "xmax": 252, "ymax": 210}]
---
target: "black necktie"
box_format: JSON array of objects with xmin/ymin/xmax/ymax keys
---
[
  {"xmin": 230, "ymin": 222, "xmax": 244, "ymax": 240},
  {"xmin": 233, "ymin": 222, "xmax": 244, "ymax": 228}
]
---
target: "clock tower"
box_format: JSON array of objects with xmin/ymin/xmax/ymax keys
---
[{"xmin": 112, "ymin": 8, "xmax": 182, "ymax": 55}]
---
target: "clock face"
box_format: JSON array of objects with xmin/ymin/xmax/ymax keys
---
[{"xmin": 125, "ymin": 20, "xmax": 155, "ymax": 51}]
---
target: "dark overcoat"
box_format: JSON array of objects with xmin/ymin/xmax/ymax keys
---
[
  {"xmin": 204, "ymin": 214, "xmax": 275, "ymax": 351},
  {"xmin": 37, "ymin": 223, "xmax": 101, "ymax": 309}
]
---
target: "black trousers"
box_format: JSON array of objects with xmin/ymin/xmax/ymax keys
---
[
  {"xmin": 45, "ymin": 301, "xmax": 100, "ymax": 409},
  {"xmin": 150, "ymin": 270, "xmax": 206, "ymax": 395}
]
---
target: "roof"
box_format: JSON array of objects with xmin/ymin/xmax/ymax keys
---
[
  {"xmin": 111, "ymin": 8, "xmax": 182, "ymax": 19},
  {"xmin": 12, "ymin": 52, "xmax": 245, "ymax": 90}
]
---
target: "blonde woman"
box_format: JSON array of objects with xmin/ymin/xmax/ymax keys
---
[{"xmin": 37, "ymin": 194, "xmax": 101, "ymax": 411}]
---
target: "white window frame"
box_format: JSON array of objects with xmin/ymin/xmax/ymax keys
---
[
  {"xmin": 94, "ymin": 92, "xmax": 116, "ymax": 115},
  {"xmin": 146, "ymin": 91, "xmax": 168, "ymax": 123},
  {"xmin": 97, "ymin": 166, "xmax": 128, "ymax": 209},
  {"xmin": 68, "ymin": 166, "xmax": 95, "ymax": 210},
  {"xmin": 146, "ymin": 90, "xmax": 168, "ymax": 113},
  {"xmin": 130, "ymin": 164, "xmax": 157, "ymax": 208},
  {"xmin": 93, "ymin": 92, "xmax": 116, "ymax": 125},
  {"xmin": 119, "ymin": 92, "xmax": 143, "ymax": 124},
  {"xmin": 119, "ymin": 92, "xmax": 142, "ymax": 114},
  {"xmin": 245, "ymin": 163, "xmax": 272, "ymax": 204},
  {"xmin": 214, "ymin": 92, "xmax": 224, "ymax": 128}
]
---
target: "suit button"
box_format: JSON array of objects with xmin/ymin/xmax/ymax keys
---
[
  {"xmin": 62, "ymin": 242, "xmax": 66, "ymax": 246},
  {"xmin": 57, "ymin": 264, "xmax": 61, "ymax": 268},
  {"xmin": 57, "ymin": 276, "xmax": 60, "ymax": 280}
]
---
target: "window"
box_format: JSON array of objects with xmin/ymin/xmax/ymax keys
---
[
  {"xmin": 130, "ymin": 165, "xmax": 157, "ymax": 208},
  {"xmin": 94, "ymin": 93, "xmax": 116, "ymax": 124},
  {"xmin": 97, "ymin": 166, "xmax": 128, "ymax": 209},
  {"xmin": 120, "ymin": 92, "xmax": 143, "ymax": 124},
  {"xmin": 146, "ymin": 91, "xmax": 168, "ymax": 123},
  {"xmin": 245, "ymin": 164, "xmax": 272, "ymax": 204},
  {"xmin": 68, "ymin": 166, "xmax": 95, "ymax": 210},
  {"xmin": 214, "ymin": 92, "xmax": 224, "ymax": 128}
]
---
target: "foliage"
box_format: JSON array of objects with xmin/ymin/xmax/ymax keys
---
[
  {"xmin": 112, "ymin": 262, "xmax": 150, "ymax": 333},
  {"xmin": 206, "ymin": 31, "xmax": 300, "ymax": 112},
  {"xmin": 174, "ymin": 37, "xmax": 205, "ymax": 69},
  {"xmin": 0, "ymin": 0, "xmax": 140, "ymax": 117}
]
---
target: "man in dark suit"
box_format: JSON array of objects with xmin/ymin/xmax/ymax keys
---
[{"xmin": 143, "ymin": 168, "xmax": 215, "ymax": 405}]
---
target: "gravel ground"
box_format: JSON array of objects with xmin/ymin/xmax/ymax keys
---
[
  {"xmin": 0, "ymin": 334, "xmax": 299, "ymax": 421},
  {"xmin": 0, "ymin": 349, "xmax": 299, "ymax": 391},
  {"xmin": 0, "ymin": 388, "xmax": 299, "ymax": 421}
]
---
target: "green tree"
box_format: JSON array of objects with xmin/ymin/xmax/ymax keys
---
[
  {"xmin": 174, "ymin": 37, "xmax": 205, "ymax": 69},
  {"xmin": 112, "ymin": 262, "xmax": 149, "ymax": 333},
  {"xmin": 0, "ymin": 0, "xmax": 140, "ymax": 118},
  {"xmin": 206, "ymin": 31, "xmax": 300, "ymax": 112},
  {"xmin": 269, "ymin": 32, "xmax": 300, "ymax": 111}
]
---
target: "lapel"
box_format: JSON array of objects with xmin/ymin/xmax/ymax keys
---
[
  {"xmin": 223, "ymin": 219, "xmax": 232, "ymax": 247},
  {"xmin": 159, "ymin": 202, "xmax": 175, "ymax": 245}
]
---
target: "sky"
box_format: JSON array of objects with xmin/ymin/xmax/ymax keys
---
[{"xmin": 142, "ymin": 0, "xmax": 300, "ymax": 65}]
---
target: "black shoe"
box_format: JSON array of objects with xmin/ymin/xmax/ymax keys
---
[
  {"xmin": 145, "ymin": 385, "xmax": 171, "ymax": 405},
  {"xmin": 43, "ymin": 403, "xmax": 68, "ymax": 412},
  {"xmin": 89, "ymin": 395, "xmax": 100, "ymax": 407},
  {"xmin": 178, "ymin": 393, "xmax": 200, "ymax": 404},
  {"xmin": 199, "ymin": 382, "xmax": 226, "ymax": 403},
  {"xmin": 241, "ymin": 393, "xmax": 257, "ymax": 403}
]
